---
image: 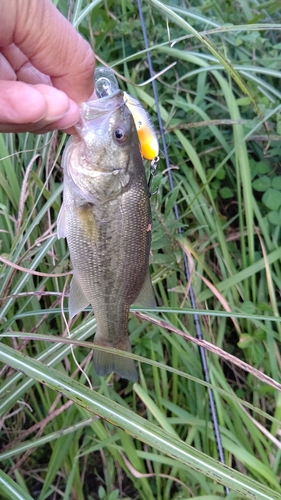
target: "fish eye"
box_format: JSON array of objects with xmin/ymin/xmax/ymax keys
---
[{"xmin": 114, "ymin": 127, "xmax": 127, "ymax": 143}]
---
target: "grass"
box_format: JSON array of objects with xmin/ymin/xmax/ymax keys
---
[{"xmin": 1, "ymin": 0, "xmax": 281, "ymax": 498}]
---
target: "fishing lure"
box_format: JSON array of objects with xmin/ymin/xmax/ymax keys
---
[{"xmin": 123, "ymin": 92, "xmax": 159, "ymax": 161}]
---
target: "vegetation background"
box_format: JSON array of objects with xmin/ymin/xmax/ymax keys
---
[{"xmin": 1, "ymin": 0, "xmax": 281, "ymax": 498}]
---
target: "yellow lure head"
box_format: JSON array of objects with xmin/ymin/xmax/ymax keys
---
[{"xmin": 124, "ymin": 92, "xmax": 159, "ymax": 161}]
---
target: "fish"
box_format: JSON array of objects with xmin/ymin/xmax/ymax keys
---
[{"xmin": 57, "ymin": 89, "xmax": 155, "ymax": 382}]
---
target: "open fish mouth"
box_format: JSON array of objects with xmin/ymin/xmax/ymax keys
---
[
  {"xmin": 79, "ymin": 90, "xmax": 124, "ymax": 121},
  {"xmin": 75, "ymin": 91, "xmax": 126, "ymax": 141}
]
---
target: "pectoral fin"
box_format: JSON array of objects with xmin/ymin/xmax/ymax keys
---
[
  {"xmin": 57, "ymin": 203, "xmax": 66, "ymax": 239},
  {"xmin": 69, "ymin": 273, "xmax": 90, "ymax": 318},
  {"xmin": 132, "ymin": 269, "xmax": 156, "ymax": 308}
]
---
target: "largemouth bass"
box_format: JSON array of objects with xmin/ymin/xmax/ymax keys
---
[{"xmin": 58, "ymin": 89, "xmax": 155, "ymax": 382}]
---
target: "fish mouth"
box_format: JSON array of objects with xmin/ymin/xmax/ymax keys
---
[
  {"xmin": 79, "ymin": 90, "xmax": 124, "ymax": 121},
  {"xmin": 75, "ymin": 90, "xmax": 126, "ymax": 139}
]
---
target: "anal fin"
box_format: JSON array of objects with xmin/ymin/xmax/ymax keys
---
[
  {"xmin": 69, "ymin": 273, "xmax": 90, "ymax": 319},
  {"xmin": 132, "ymin": 268, "xmax": 156, "ymax": 308}
]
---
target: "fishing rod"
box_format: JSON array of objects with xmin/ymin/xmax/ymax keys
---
[{"xmin": 136, "ymin": 0, "xmax": 230, "ymax": 495}]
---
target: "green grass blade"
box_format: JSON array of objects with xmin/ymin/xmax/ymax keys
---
[{"xmin": 0, "ymin": 470, "xmax": 33, "ymax": 500}]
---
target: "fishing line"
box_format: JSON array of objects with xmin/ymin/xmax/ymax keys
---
[
  {"xmin": 136, "ymin": 0, "xmax": 229, "ymax": 493},
  {"xmin": 60, "ymin": 274, "xmax": 93, "ymax": 390}
]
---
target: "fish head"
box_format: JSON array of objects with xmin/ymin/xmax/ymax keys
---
[{"xmin": 64, "ymin": 90, "xmax": 142, "ymax": 203}]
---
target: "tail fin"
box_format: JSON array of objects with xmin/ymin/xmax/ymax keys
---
[{"xmin": 93, "ymin": 340, "xmax": 138, "ymax": 382}]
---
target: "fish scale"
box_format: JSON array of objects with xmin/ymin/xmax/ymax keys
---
[{"xmin": 58, "ymin": 90, "xmax": 155, "ymax": 381}]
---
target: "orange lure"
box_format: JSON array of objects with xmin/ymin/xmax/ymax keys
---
[{"xmin": 124, "ymin": 92, "xmax": 159, "ymax": 161}]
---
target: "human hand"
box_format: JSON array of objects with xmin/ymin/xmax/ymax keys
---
[{"xmin": 0, "ymin": 0, "xmax": 95, "ymax": 134}]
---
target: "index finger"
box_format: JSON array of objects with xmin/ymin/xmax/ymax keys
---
[{"xmin": 0, "ymin": 0, "xmax": 95, "ymax": 103}]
